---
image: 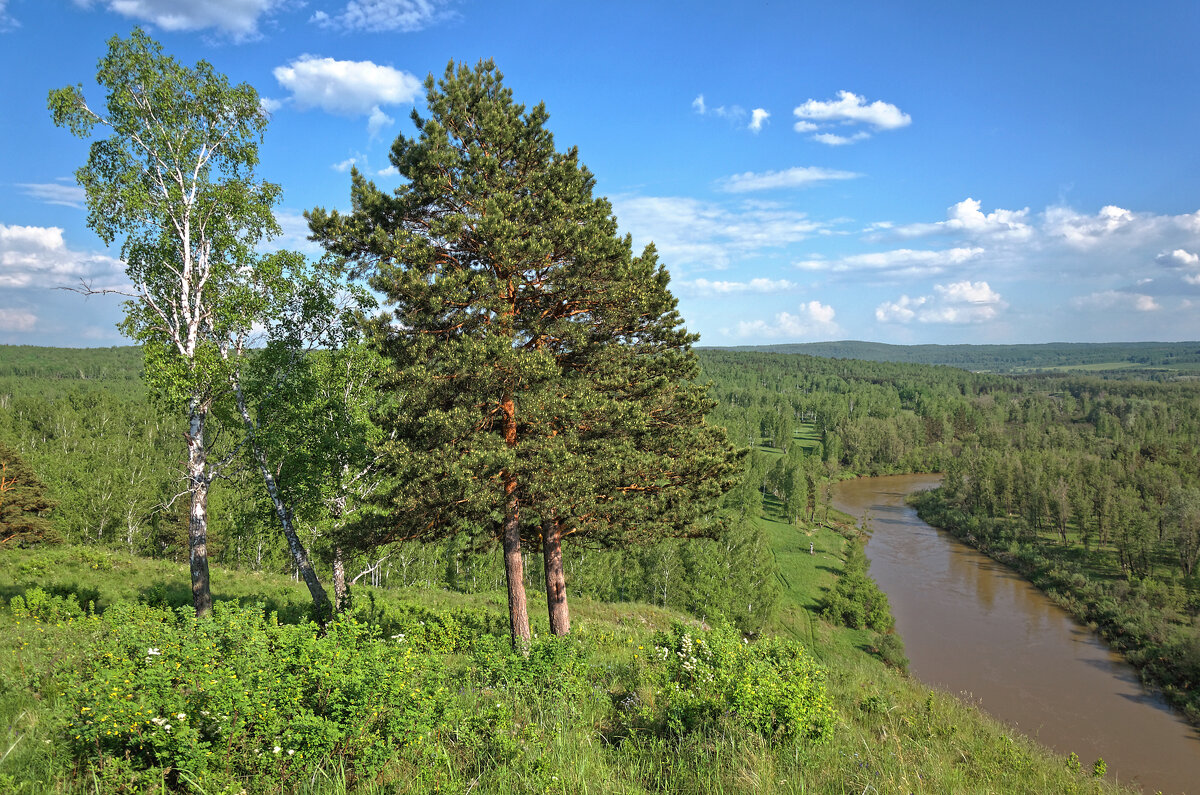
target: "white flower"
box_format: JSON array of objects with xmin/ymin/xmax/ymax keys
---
[
  {"xmin": 273, "ymin": 746, "xmax": 282, "ymax": 754},
  {"xmin": 287, "ymin": 749, "xmax": 296, "ymax": 756},
  {"xmin": 176, "ymin": 713, "xmax": 186, "ymax": 720},
  {"xmin": 151, "ymin": 717, "xmax": 168, "ymax": 726},
  {"xmin": 147, "ymin": 648, "xmax": 162, "ymax": 656}
]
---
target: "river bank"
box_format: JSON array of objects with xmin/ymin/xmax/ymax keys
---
[{"xmin": 833, "ymin": 474, "xmax": 1200, "ymax": 795}]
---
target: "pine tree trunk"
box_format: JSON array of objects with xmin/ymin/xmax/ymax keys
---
[
  {"xmin": 502, "ymin": 392, "xmax": 531, "ymax": 652},
  {"xmin": 332, "ymin": 545, "xmax": 351, "ymax": 613},
  {"xmin": 235, "ymin": 384, "xmax": 332, "ymax": 620},
  {"xmin": 503, "ymin": 477, "xmax": 531, "ymax": 651},
  {"xmin": 542, "ymin": 516, "xmax": 570, "ymax": 635},
  {"xmin": 186, "ymin": 400, "xmax": 212, "ymax": 617}
]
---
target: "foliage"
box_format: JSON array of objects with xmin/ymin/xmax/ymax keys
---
[
  {"xmin": 311, "ymin": 60, "xmax": 738, "ymax": 643},
  {"xmin": 820, "ymin": 540, "xmax": 895, "ymax": 634},
  {"xmin": 643, "ymin": 622, "xmax": 835, "ymax": 741},
  {"xmin": 0, "ymin": 442, "xmax": 56, "ymax": 545}
]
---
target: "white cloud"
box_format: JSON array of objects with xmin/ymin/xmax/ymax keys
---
[
  {"xmin": 811, "ymin": 131, "xmax": 871, "ymax": 146},
  {"xmin": 1071, "ymin": 290, "xmax": 1161, "ymax": 312},
  {"xmin": 312, "ymin": 0, "xmax": 450, "ymax": 33},
  {"xmin": 271, "ymin": 210, "xmax": 323, "ymax": 256},
  {"xmin": 1159, "ymin": 248, "xmax": 1200, "ymax": 267},
  {"xmin": 748, "ymin": 108, "xmax": 770, "ymax": 133},
  {"xmin": 718, "ymin": 166, "xmax": 860, "ymax": 193},
  {"xmin": 259, "ymin": 96, "xmax": 284, "ymax": 114},
  {"xmin": 794, "ymin": 90, "xmax": 911, "ymax": 130},
  {"xmin": 0, "ymin": 0, "xmax": 17, "ymax": 31},
  {"xmin": 612, "ymin": 195, "xmax": 827, "ymax": 270},
  {"xmin": 332, "ymin": 157, "xmax": 357, "ymax": 172},
  {"xmin": 875, "ymin": 198, "xmax": 1033, "ymax": 242},
  {"xmin": 681, "ymin": 277, "xmax": 797, "ymax": 295},
  {"xmin": 691, "ymin": 94, "xmax": 746, "ymax": 123},
  {"xmin": 876, "ymin": 280, "xmax": 1006, "ymax": 325},
  {"xmin": 792, "ymin": 120, "xmax": 818, "ymax": 133},
  {"xmin": 78, "ymin": 0, "xmax": 284, "ymax": 40},
  {"xmin": 273, "ymin": 55, "xmax": 421, "ymax": 122},
  {"xmin": 736, "ymin": 301, "xmax": 839, "ymax": 339},
  {"xmin": 18, "ymin": 182, "xmax": 86, "ymax": 209},
  {"xmin": 0, "ymin": 223, "xmax": 124, "ymax": 289},
  {"xmin": 796, "ymin": 246, "xmax": 984, "ymax": 277},
  {"xmin": 367, "ymin": 106, "xmax": 394, "ymax": 137},
  {"xmin": 377, "ymin": 165, "xmax": 400, "ymax": 177},
  {"xmin": 0, "ymin": 308, "xmax": 37, "ymax": 332}
]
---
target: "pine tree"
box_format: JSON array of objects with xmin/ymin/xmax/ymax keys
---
[
  {"xmin": 0, "ymin": 442, "xmax": 56, "ymax": 545},
  {"xmin": 310, "ymin": 61, "xmax": 738, "ymax": 646}
]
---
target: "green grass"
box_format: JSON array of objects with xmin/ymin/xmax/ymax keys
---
[{"xmin": 0, "ymin": 543, "xmax": 1132, "ymax": 793}]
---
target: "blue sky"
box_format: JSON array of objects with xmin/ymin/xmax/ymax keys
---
[{"xmin": 2, "ymin": 0, "xmax": 1199, "ymax": 347}]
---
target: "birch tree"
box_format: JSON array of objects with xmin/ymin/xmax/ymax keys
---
[{"xmin": 50, "ymin": 29, "xmax": 287, "ymax": 615}]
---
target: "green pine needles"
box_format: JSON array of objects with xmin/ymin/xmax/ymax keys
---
[{"xmin": 309, "ymin": 60, "xmax": 739, "ymax": 648}]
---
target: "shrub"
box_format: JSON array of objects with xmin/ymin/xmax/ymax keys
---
[
  {"xmin": 58, "ymin": 601, "xmax": 453, "ymax": 793},
  {"xmin": 643, "ymin": 622, "xmax": 835, "ymax": 741}
]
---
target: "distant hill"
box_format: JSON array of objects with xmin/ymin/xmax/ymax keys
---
[
  {"xmin": 0, "ymin": 345, "xmax": 144, "ymax": 381},
  {"xmin": 708, "ymin": 340, "xmax": 1200, "ymax": 374}
]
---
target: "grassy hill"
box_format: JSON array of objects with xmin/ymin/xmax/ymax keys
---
[{"xmin": 0, "ymin": 541, "xmax": 1129, "ymax": 793}]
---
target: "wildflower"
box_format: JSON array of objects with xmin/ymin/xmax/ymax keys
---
[
  {"xmin": 176, "ymin": 713, "xmax": 186, "ymax": 720},
  {"xmin": 273, "ymin": 746, "xmax": 282, "ymax": 754},
  {"xmin": 147, "ymin": 648, "xmax": 162, "ymax": 656}
]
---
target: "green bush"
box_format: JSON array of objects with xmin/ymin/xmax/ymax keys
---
[
  {"xmin": 58, "ymin": 601, "xmax": 453, "ymax": 792},
  {"xmin": 644, "ymin": 622, "xmax": 835, "ymax": 741}
]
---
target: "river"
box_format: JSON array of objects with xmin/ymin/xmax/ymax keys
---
[{"xmin": 832, "ymin": 473, "xmax": 1200, "ymax": 795}]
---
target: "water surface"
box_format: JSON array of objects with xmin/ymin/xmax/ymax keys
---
[{"xmin": 832, "ymin": 474, "xmax": 1200, "ymax": 794}]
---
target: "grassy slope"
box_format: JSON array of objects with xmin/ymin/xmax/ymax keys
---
[{"xmin": 0, "ymin": 543, "xmax": 1130, "ymax": 793}]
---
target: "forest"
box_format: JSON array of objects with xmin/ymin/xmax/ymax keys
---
[{"xmin": 0, "ymin": 27, "xmax": 1181, "ymax": 795}]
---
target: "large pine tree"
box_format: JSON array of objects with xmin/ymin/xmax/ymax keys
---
[{"xmin": 309, "ymin": 61, "xmax": 738, "ymax": 646}]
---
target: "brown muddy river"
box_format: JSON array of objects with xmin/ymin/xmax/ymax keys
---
[{"xmin": 832, "ymin": 474, "xmax": 1200, "ymax": 795}]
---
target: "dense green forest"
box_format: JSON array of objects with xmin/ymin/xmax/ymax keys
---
[{"xmin": 721, "ymin": 339, "xmax": 1200, "ymax": 375}]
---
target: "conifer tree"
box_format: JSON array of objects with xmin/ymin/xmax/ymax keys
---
[
  {"xmin": 0, "ymin": 442, "xmax": 56, "ymax": 545},
  {"xmin": 310, "ymin": 61, "xmax": 738, "ymax": 646}
]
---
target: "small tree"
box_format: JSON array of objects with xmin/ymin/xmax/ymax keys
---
[
  {"xmin": 0, "ymin": 442, "xmax": 57, "ymax": 545},
  {"xmin": 49, "ymin": 29, "xmax": 328, "ymax": 615}
]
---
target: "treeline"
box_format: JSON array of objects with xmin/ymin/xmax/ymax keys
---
[{"xmin": 718, "ymin": 340, "xmax": 1200, "ymax": 373}]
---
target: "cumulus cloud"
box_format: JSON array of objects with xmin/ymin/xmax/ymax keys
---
[
  {"xmin": 691, "ymin": 94, "xmax": 706, "ymax": 114},
  {"xmin": 312, "ymin": 0, "xmax": 451, "ymax": 33},
  {"xmin": 876, "ymin": 280, "xmax": 1006, "ymax": 324},
  {"xmin": 611, "ymin": 196, "xmax": 827, "ymax": 270},
  {"xmin": 718, "ymin": 166, "xmax": 861, "ymax": 193},
  {"xmin": 0, "ymin": 223, "xmax": 124, "ymax": 289},
  {"xmin": 736, "ymin": 301, "xmax": 839, "ymax": 339},
  {"xmin": 1071, "ymin": 290, "xmax": 1162, "ymax": 312},
  {"xmin": 793, "ymin": 90, "xmax": 910, "ymax": 145},
  {"xmin": 796, "ymin": 247, "xmax": 984, "ymax": 278},
  {"xmin": 749, "ymin": 108, "xmax": 770, "ymax": 133},
  {"xmin": 77, "ymin": 0, "xmax": 284, "ymax": 40},
  {"xmin": 332, "ymin": 157, "xmax": 357, "ymax": 172},
  {"xmin": 680, "ymin": 277, "xmax": 797, "ymax": 295},
  {"xmin": 18, "ymin": 182, "xmax": 86, "ymax": 209},
  {"xmin": 873, "ymin": 198, "xmax": 1033, "ymax": 242},
  {"xmin": 377, "ymin": 165, "xmax": 400, "ymax": 177},
  {"xmin": 273, "ymin": 55, "xmax": 421, "ymax": 130}
]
